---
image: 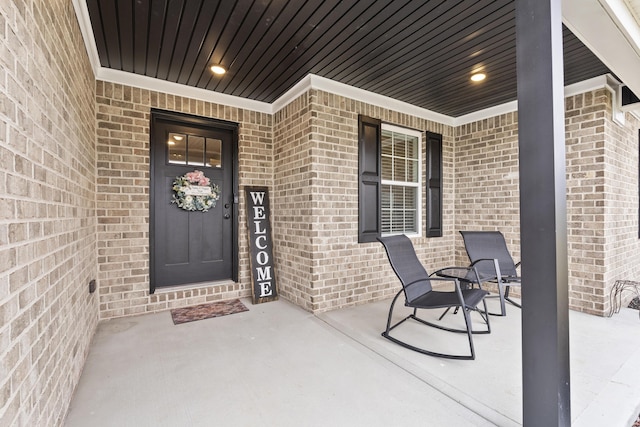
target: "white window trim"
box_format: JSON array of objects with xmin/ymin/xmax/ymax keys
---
[{"xmin": 380, "ymin": 123, "xmax": 422, "ymax": 238}]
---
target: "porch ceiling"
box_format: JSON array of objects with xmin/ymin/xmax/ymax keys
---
[{"xmin": 83, "ymin": 1, "xmax": 626, "ymax": 117}]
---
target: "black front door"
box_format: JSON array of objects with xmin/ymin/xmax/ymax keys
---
[{"xmin": 150, "ymin": 110, "xmax": 237, "ymax": 292}]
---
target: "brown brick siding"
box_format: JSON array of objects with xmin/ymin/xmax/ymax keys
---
[
  {"xmin": 565, "ymin": 90, "xmax": 609, "ymax": 314},
  {"xmin": 454, "ymin": 112, "xmax": 522, "ymax": 299},
  {"xmin": 455, "ymin": 89, "xmax": 640, "ymax": 315},
  {"xmin": 272, "ymin": 93, "xmax": 315, "ymax": 309},
  {"xmin": 561, "ymin": 89, "xmax": 640, "ymax": 315},
  {"xmin": 0, "ymin": 1, "xmax": 98, "ymax": 426},
  {"xmin": 600, "ymin": 96, "xmax": 640, "ymax": 313},
  {"xmin": 285, "ymin": 90, "xmax": 456, "ymax": 312},
  {"xmin": 455, "ymin": 112, "xmax": 521, "ymax": 259}
]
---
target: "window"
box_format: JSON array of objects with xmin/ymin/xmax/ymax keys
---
[
  {"xmin": 380, "ymin": 125, "xmax": 421, "ymax": 235},
  {"xmin": 358, "ymin": 115, "xmax": 442, "ymax": 243}
]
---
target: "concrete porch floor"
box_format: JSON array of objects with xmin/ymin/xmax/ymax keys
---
[{"xmin": 64, "ymin": 297, "xmax": 640, "ymax": 426}]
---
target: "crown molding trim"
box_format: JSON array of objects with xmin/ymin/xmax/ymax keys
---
[{"xmin": 97, "ymin": 68, "xmax": 273, "ymax": 113}]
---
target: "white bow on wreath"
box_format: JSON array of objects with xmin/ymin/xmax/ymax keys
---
[{"xmin": 171, "ymin": 170, "xmax": 220, "ymax": 212}]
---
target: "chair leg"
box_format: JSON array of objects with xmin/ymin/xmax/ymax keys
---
[
  {"xmin": 482, "ymin": 283, "xmax": 521, "ymax": 316},
  {"xmin": 497, "ymin": 282, "xmax": 507, "ymax": 316},
  {"xmin": 504, "ymin": 285, "xmax": 521, "ymax": 308},
  {"xmin": 461, "ymin": 306, "xmax": 476, "ymax": 360},
  {"xmin": 382, "ymin": 289, "xmax": 411, "ymax": 335},
  {"xmin": 438, "ymin": 306, "xmax": 452, "ymax": 320},
  {"xmin": 475, "ymin": 298, "xmax": 491, "ymax": 334}
]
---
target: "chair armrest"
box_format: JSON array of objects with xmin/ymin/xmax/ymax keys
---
[
  {"xmin": 404, "ymin": 276, "xmax": 459, "ymax": 289},
  {"xmin": 402, "ymin": 276, "xmax": 466, "ymax": 295},
  {"xmin": 427, "ymin": 276, "xmax": 466, "ymax": 295},
  {"xmin": 431, "ymin": 267, "xmax": 486, "ymax": 289},
  {"xmin": 469, "ymin": 258, "xmax": 497, "ymax": 267},
  {"xmin": 468, "ymin": 258, "xmax": 500, "ymax": 282},
  {"xmin": 431, "ymin": 266, "xmax": 472, "ymax": 278}
]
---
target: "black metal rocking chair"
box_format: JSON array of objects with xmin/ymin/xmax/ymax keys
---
[
  {"xmin": 460, "ymin": 231, "xmax": 522, "ymax": 316},
  {"xmin": 378, "ymin": 235, "xmax": 491, "ymax": 360}
]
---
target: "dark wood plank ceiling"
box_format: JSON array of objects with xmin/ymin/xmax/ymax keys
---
[{"xmin": 86, "ymin": 0, "xmax": 612, "ymax": 117}]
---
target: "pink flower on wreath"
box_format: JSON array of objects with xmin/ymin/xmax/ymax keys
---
[
  {"xmin": 185, "ymin": 170, "xmax": 203, "ymax": 182},
  {"xmin": 185, "ymin": 170, "xmax": 210, "ymax": 186}
]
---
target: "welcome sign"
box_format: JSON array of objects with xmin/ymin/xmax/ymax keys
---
[{"xmin": 245, "ymin": 187, "xmax": 278, "ymax": 304}]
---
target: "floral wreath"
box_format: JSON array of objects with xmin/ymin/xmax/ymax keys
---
[{"xmin": 171, "ymin": 170, "xmax": 220, "ymax": 212}]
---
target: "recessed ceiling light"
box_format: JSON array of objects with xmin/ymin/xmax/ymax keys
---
[
  {"xmin": 471, "ymin": 72, "xmax": 486, "ymax": 82},
  {"xmin": 211, "ymin": 65, "xmax": 226, "ymax": 75},
  {"xmin": 173, "ymin": 135, "xmax": 184, "ymax": 141}
]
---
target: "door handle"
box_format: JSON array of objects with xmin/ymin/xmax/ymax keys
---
[{"xmin": 224, "ymin": 213, "xmax": 230, "ymax": 219}]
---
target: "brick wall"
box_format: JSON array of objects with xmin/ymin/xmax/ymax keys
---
[
  {"xmin": 454, "ymin": 89, "xmax": 640, "ymax": 315},
  {"xmin": 273, "ymin": 90, "xmax": 456, "ymax": 312},
  {"xmin": 0, "ymin": 1, "xmax": 98, "ymax": 426},
  {"xmin": 600, "ymin": 97, "xmax": 640, "ymax": 313},
  {"xmin": 95, "ymin": 82, "xmax": 273, "ymax": 319},
  {"xmin": 454, "ymin": 112, "xmax": 522, "ymax": 300},
  {"xmin": 272, "ymin": 93, "xmax": 315, "ymax": 309},
  {"xmin": 565, "ymin": 90, "xmax": 609, "ymax": 314},
  {"xmin": 546, "ymin": 89, "xmax": 639, "ymax": 315},
  {"xmin": 455, "ymin": 112, "xmax": 521, "ymax": 262}
]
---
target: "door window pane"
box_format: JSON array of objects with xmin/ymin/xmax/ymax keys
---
[
  {"xmin": 168, "ymin": 133, "xmax": 186, "ymax": 164},
  {"xmin": 206, "ymin": 138, "xmax": 222, "ymax": 168},
  {"xmin": 187, "ymin": 136, "xmax": 205, "ymax": 166}
]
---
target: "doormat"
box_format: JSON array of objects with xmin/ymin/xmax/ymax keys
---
[
  {"xmin": 170, "ymin": 299, "xmax": 248, "ymax": 325},
  {"xmin": 629, "ymin": 297, "xmax": 640, "ymax": 310}
]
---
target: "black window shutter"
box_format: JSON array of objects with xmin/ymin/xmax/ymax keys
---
[
  {"xmin": 358, "ymin": 115, "xmax": 381, "ymax": 243},
  {"xmin": 425, "ymin": 131, "xmax": 443, "ymax": 237}
]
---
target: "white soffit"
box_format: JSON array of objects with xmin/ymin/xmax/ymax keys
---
[{"xmin": 563, "ymin": 0, "xmax": 640, "ymax": 98}]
